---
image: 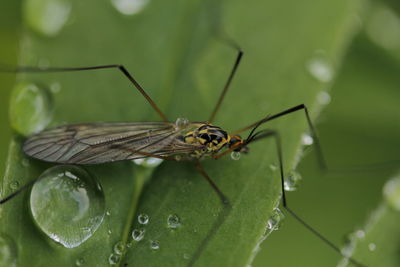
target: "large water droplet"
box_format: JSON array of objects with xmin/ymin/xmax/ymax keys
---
[
  {"xmin": 284, "ymin": 170, "xmax": 302, "ymax": 191},
  {"xmin": 0, "ymin": 233, "xmax": 17, "ymax": 267},
  {"xmin": 9, "ymin": 82, "xmax": 53, "ymax": 136},
  {"xmin": 24, "ymin": 0, "xmax": 71, "ymax": 37},
  {"xmin": 167, "ymin": 214, "xmax": 181, "ymax": 229},
  {"xmin": 138, "ymin": 213, "xmax": 149, "ymax": 225},
  {"xmin": 30, "ymin": 165, "xmax": 105, "ymax": 248},
  {"xmin": 230, "ymin": 151, "xmax": 241, "ymax": 161},
  {"xmin": 306, "ymin": 50, "xmax": 334, "ymax": 83},
  {"xmin": 383, "ymin": 176, "xmax": 400, "ymax": 211},
  {"xmin": 175, "ymin": 117, "xmax": 190, "ymax": 129},
  {"xmin": 132, "ymin": 228, "xmax": 145, "ymax": 241},
  {"xmin": 132, "ymin": 157, "xmax": 163, "ymax": 168},
  {"xmin": 110, "ymin": 0, "xmax": 150, "ymax": 16},
  {"xmin": 150, "ymin": 240, "xmax": 160, "ymax": 250},
  {"xmin": 266, "ymin": 208, "xmax": 284, "ymax": 231}
]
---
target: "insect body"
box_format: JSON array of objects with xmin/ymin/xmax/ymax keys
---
[{"xmin": 23, "ymin": 121, "xmax": 247, "ymax": 164}]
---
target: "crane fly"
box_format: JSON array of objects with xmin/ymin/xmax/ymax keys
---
[{"xmin": 0, "ymin": 40, "xmax": 369, "ymax": 267}]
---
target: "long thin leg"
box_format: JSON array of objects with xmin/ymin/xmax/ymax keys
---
[
  {"xmin": 188, "ymin": 160, "xmax": 232, "ymax": 267},
  {"xmin": 0, "ymin": 64, "xmax": 168, "ymax": 122},
  {"xmin": 258, "ymin": 130, "xmax": 366, "ymax": 267},
  {"xmin": 208, "ymin": 48, "xmax": 243, "ymax": 123}
]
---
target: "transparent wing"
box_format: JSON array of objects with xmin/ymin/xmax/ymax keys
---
[{"xmin": 23, "ymin": 122, "xmax": 200, "ymax": 164}]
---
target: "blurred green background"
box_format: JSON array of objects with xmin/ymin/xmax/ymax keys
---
[{"xmin": 1, "ymin": 0, "xmax": 399, "ymax": 266}]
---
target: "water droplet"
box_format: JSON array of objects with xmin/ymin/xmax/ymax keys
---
[
  {"xmin": 175, "ymin": 117, "xmax": 190, "ymax": 128},
  {"xmin": 110, "ymin": 0, "xmax": 150, "ymax": 16},
  {"xmin": 30, "ymin": 165, "xmax": 106, "ymax": 248},
  {"xmin": 50, "ymin": 82, "xmax": 61, "ymax": 93},
  {"xmin": 301, "ymin": 133, "xmax": 313, "ymax": 146},
  {"xmin": 9, "ymin": 181, "xmax": 19, "ymax": 190},
  {"xmin": 106, "ymin": 211, "xmax": 111, "ymax": 216},
  {"xmin": 9, "ymin": 82, "xmax": 53, "ymax": 136},
  {"xmin": 24, "ymin": 0, "xmax": 71, "ymax": 37},
  {"xmin": 132, "ymin": 228, "xmax": 145, "ymax": 241},
  {"xmin": 150, "ymin": 240, "xmax": 160, "ymax": 250},
  {"xmin": 317, "ymin": 91, "xmax": 331, "ymax": 105},
  {"xmin": 126, "ymin": 242, "xmax": 132, "ymax": 248},
  {"xmin": 108, "ymin": 229, "xmax": 112, "ymax": 235},
  {"xmin": 22, "ymin": 158, "xmax": 30, "ymax": 167},
  {"xmin": 269, "ymin": 164, "xmax": 277, "ymax": 171},
  {"xmin": 368, "ymin": 243, "xmax": 376, "ymax": 251},
  {"xmin": 383, "ymin": 176, "xmax": 400, "ymax": 211},
  {"xmin": 113, "ymin": 241, "xmax": 126, "ymax": 255},
  {"xmin": 355, "ymin": 230, "xmax": 365, "ymax": 239},
  {"xmin": 284, "ymin": 170, "xmax": 302, "ymax": 191},
  {"xmin": 183, "ymin": 253, "xmax": 190, "ymax": 260},
  {"xmin": 306, "ymin": 50, "xmax": 333, "ymax": 83},
  {"xmin": 75, "ymin": 258, "xmax": 84, "ymax": 266},
  {"xmin": 108, "ymin": 253, "xmax": 121, "ymax": 265},
  {"xmin": 230, "ymin": 151, "xmax": 241, "ymax": 161},
  {"xmin": 167, "ymin": 214, "xmax": 181, "ymax": 229},
  {"xmin": 0, "ymin": 233, "xmax": 17, "ymax": 267},
  {"xmin": 138, "ymin": 213, "xmax": 149, "ymax": 225},
  {"xmin": 132, "ymin": 157, "xmax": 163, "ymax": 168},
  {"xmin": 266, "ymin": 208, "xmax": 284, "ymax": 231}
]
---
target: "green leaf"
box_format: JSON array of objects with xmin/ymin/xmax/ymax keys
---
[
  {"xmin": 339, "ymin": 174, "xmax": 400, "ymax": 267},
  {"xmin": 0, "ymin": 0, "xmax": 364, "ymax": 266}
]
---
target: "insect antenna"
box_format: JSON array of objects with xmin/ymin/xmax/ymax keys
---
[{"xmin": 0, "ymin": 63, "xmax": 168, "ymax": 122}]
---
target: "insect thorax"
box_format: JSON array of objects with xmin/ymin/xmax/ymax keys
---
[{"xmin": 183, "ymin": 124, "xmax": 230, "ymax": 156}]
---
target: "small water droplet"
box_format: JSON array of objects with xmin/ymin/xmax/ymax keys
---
[
  {"xmin": 306, "ymin": 50, "xmax": 334, "ymax": 83},
  {"xmin": 230, "ymin": 151, "xmax": 241, "ymax": 161},
  {"xmin": 9, "ymin": 82, "xmax": 53, "ymax": 136},
  {"xmin": 267, "ymin": 208, "xmax": 284, "ymax": 231},
  {"xmin": 301, "ymin": 133, "xmax": 314, "ymax": 146},
  {"xmin": 383, "ymin": 176, "xmax": 400, "ymax": 211},
  {"xmin": 138, "ymin": 213, "xmax": 149, "ymax": 225},
  {"xmin": 50, "ymin": 82, "xmax": 61, "ymax": 93},
  {"xmin": 30, "ymin": 165, "xmax": 106, "ymax": 248},
  {"xmin": 167, "ymin": 214, "xmax": 181, "ymax": 229},
  {"xmin": 355, "ymin": 230, "xmax": 365, "ymax": 239},
  {"xmin": 9, "ymin": 181, "xmax": 19, "ymax": 190},
  {"xmin": 75, "ymin": 258, "xmax": 84, "ymax": 266},
  {"xmin": 269, "ymin": 164, "xmax": 277, "ymax": 171},
  {"xmin": 150, "ymin": 240, "xmax": 160, "ymax": 250},
  {"xmin": 132, "ymin": 228, "xmax": 145, "ymax": 241},
  {"xmin": 110, "ymin": 0, "xmax": 150, "ymax": 16},
  {"xmin": 24, "ymin": 0, "xmax": 71, "ymax": 37},
  {"xmin": 22, "ymin": 158, "xmax": 30, "ymax": 167},
  {"xmin": 175, "ymin": 117, "xmax": 190, "ymax": 128},
  {"xmin": 183, "ymin": 253, "xmax": 190, "ymax": 260},
  {"xmin": 317, "ymin": 91, "xmax": 331, "ymax": 105},
  {"xmin": 284, "ymin": 170, "xmax": 302, "ymax": 191},
  {"xmin": 126, "ymin": 242, "xmax": 132, "ymax": 248},
  {"xmin": 108, "ymin": 229, "xmax": 112, "ymax": 235},
  {"xmin": 368, "ymin": 243, "xmax": 376, "ymax": 251},
  {"xmin": 108, "ymin": 253, "xmax": 121, "ymax": 265},
  {"xmin": 132, "ymin": 157, "xmax": 163, "ymax": 168},
  {"xmin": 106, "ymin": 211, "xmax": 111, "ymax": 216},
  {"xmin": 113, "ymin": 241, "xmax": 126, "ymax": 255},
  {"xmin": 0, "ymin": 233, "xmax": 17, "ymax": 267}
]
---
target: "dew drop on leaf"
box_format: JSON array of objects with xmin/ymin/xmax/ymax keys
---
[
  {"xmin": 114, "ymin": 241, "xmax": 126, "ymax": 255},
  {"xmin": 30, "ymin": 165, "xmax": 105, "ymax": 248},
  {"xmin": 110, "ymin": 0, "xmax": 150, "ymax": 16},
  {"xmin": 266, "ymin": 208, "xmax": 284, "ymax": 231},
  {"xmin": 138, "ymin": 213, "xmax": 149, "ymax": 225},
  {"xmin": 132, "ymin": 228, "xmax": 145, "ymax": 241},
  {"xmin": 24, "ymin": 0, "xmax": 71, "ymax": 37},
  {"xmin": 284, "ymin": 170, "xmax": 302, "ymax": 191},
  {"xmin": 306, "ymin": 50, "xmax": 334, "ymax": 83},
  {"xmin": 167, "ymin": 214, "xmax": 181, "ymax": 229},
  {"xmin": 149, "ymin": 240, "xmax": 160, "ymax": 250},
  {"xmin": 9, "ymin": 82, "xmax": 53, "ymax": 136}
]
